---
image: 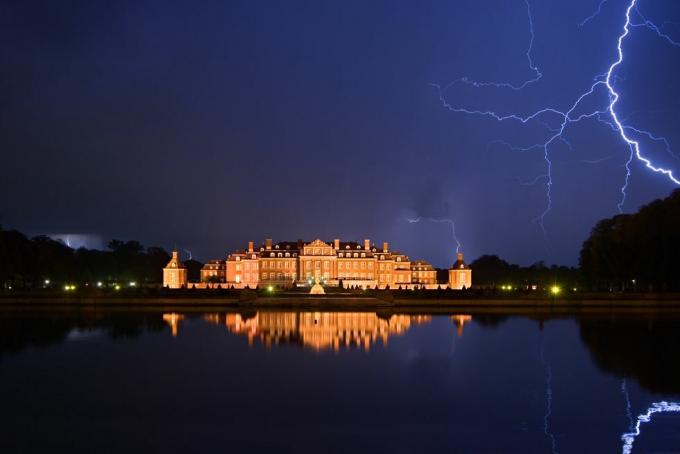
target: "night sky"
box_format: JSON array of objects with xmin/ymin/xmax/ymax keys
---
[{"xmin": 2, "ymin": 0, "xmax": 680, "ymax": 267}]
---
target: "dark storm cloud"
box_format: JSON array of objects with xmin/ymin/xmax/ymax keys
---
[{"xmin": 1, "ymin": 0, "xmax": 679, "ymax": 267}]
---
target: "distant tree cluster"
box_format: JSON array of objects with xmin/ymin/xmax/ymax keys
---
[
  {"xmin": 580, "ymin": 189, "xmax": 680, "ymax": 291},
  {"xmin": 469, "ymin": 255, "xmax": 580, "ymax": 290},
  {"xmin": 0, "ymin": 227, "xmax": 180, "ymax": 289}
]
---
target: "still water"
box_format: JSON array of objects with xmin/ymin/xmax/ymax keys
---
[{"xmin": 0, "ymin": 309, "xmax": 678, "ymax": 453}]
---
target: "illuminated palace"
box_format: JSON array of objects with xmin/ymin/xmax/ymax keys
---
[{"xmin": 164, "ymin": 238, "xmax": 471, "ymax": 290}]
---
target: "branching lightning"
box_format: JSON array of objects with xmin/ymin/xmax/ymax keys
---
[
  {"xmin": 184, "ymin": 249, "xmax": 193, "ymax": 260},
  {"xmin": 407, "ymin": 217, "xmax": 461, "ymax": 253},
  {"xmin": 434, "ymin": 0, "xmax": 680, "ymax": 234},
  {"xmin": 448, "ymin": 0, "xmax": 541, "ymax": 91},
  {"xmin": 621, "ymin": 401, "xmax": 680, "ymax": 454}
]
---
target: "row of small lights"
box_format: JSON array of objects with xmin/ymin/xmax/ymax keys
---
[
  {"xmin": 62, "ymin": 281, "xmax": 136, "ymax": 291},
  {"xmin": 499, "ymin": 285, "xmax": 577, "ymax": 295}
]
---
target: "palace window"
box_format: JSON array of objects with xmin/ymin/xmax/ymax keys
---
[
  {"xmin": 323, "ymin": 261, "xmax": 329, "ymax": 269},
  {"xmin": 277, "ymin": 253, "xmax": 282, "ymax": 257},
  {"xmin": 353, "ymin": 253, "xmax": 358, "ymax": 258},
  {"xmin": 285, "ymin": 252, "xmax": 290, "ymax": 257},
  {"xmin": 236, "ymin": 256, "xmax": 240, "ymax": 261},
  {"xmin": 270, "ymin": 253, "xmax": 275, "ymax": 257}
]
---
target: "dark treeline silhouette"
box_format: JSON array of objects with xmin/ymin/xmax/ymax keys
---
[
  {"xmin": 468, "ymin": 255, "xmax": 579, "ymax": 289},
  {"xmin": 580, "ymin": 188, "xmax": 680, "ymax": 291},
  {"xmin": 0, "ymin": 227, "xmax": 188, "ymax": 289},
  {"xmin": 579, "ymin": 316, "xmax": 680, "ymax": 394}
]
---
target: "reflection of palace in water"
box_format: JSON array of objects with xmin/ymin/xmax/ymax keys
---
[
  {"xmin": 204, "ymin": 312, "xmax": 431, "ymax": 351},
  {"xmin": 162, "ymin": 312, "xmax": 474, "ymax": 349}
]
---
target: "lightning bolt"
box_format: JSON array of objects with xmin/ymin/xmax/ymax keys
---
[
  {"xmin": 621, "ymin": 401, "xmax": 680, "ymax": 454},
  {"xmin": 449, "ymin": 0, "xmax": 541, "ymax": 91},
  {"xmin": 184, "ymin": 249, "xmax": 192, "ymax": 260},
  {"xmin": 407, "ymin": 217, "xmax": 461, "ymax": 253},
  {"xmin": 434, "ymin": 0, "xmax": 680, "ymax": 234},
  {"xmin": 578, "ymin": 0, "xmax": 609, "ymax": 28}
]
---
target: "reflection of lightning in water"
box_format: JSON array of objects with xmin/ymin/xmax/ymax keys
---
[
  {"xmin": 539, "ymin": 341, "xmax": 558, "ymax": 454},
  {"xmin": 407, "ymin": 217, "xmax": 461, "ymax": 253},
  {"xmin": 621, "ymin": 379, "xmax": 634, "ymax": 431},
  {"xmin": 621, "ymin": 401, "xmax": 680, "ymax": 454}
]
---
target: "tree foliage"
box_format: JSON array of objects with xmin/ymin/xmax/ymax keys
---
[
  {"xmin": 580, "ymin": 188, "xmax": 680, "ymax": 291},
  {"xmin": 469, "ymin": 255, "xmax": 579, "ymax": 289},
  {"xmin": 0, "ymin": 228, "xmax": 176, "ymax": 289}
]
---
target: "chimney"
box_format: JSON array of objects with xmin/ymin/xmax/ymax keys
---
[
  {"xmin": 364, "ymin": 238, "xmax": 370, "ymax": 251},
  {"xmin": 382, "ymin": 242, "xmax": 389, "ymax": 253},
  {"xmin": 457, "ymin": 252, "xmax": 464, "ymax": 262},
  {"xmin": 248, "ymin": 241, "xmax": 254, "ymax": 253},
  {"xmin": 334, "ymin": 239, "xmax": 340, "ymax": 250},
  {"xmin": 265, "ymin": 238, "xmax": 272, "ymax": 250}
]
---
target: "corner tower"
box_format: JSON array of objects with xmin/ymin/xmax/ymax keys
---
[
  {"xmin": 448, "ymin": 252, "xmax": 471, "ymax": 290},
  {"xmin": 163, "ymin": 250, "xmax": 188, "ymax": 289}
]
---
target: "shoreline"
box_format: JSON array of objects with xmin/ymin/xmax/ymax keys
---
[{"xmin": 2, "ymin": 292, "xmax": 680, "ymax": 311}]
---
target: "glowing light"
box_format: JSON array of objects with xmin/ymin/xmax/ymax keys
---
[
  {"xmin": 44, "ymin": 279, "xmax": 50, "ymax": 285},
  {"xmin": 129, "ymin": 281, "xmax": 136, "ymax": 287},
  {"xmin": 434, "ymin": 0, "xmax": 680, "ymax": 233},
  {"xmin": 114, "ymin": 285, "xmax": 121, "ymax": 291},
  {"xmin": 97, "ymin": 281, "xmax": 103, "ymax": 288},
  {"xmin": 550, "ymin": 285, "xmax": 561, "ymax": 295},
  {"xmin": 622, "ymin": 401, "xmax": 680, "ymax": 454},
  {"xmin": 267, "ymin": 285, "xmax": 274, "ymax": 292}
]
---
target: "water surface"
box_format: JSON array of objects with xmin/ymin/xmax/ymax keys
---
[{"xmin": 0, "ymin": 308, "xmax": 678, "ymax": 453}]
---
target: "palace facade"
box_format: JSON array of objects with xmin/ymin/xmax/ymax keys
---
[{"xmin": 164, "ymin": 237, "xmax": 472, "ymax": 290}]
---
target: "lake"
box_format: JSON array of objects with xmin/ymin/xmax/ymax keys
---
[{"xmin": 0, "ymin": 308, "xmax": 678, "ymax": 453}]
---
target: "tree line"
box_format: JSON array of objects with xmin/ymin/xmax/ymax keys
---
[
  {"xmin": 0, "ymin": 228, "xmax": 201, "ymax": 289},
  {"xmin": 579, "ymin": 188, "xmax": 680, "ymax": 291},
  {"xmin": 2, "ymin": 189, "xmax": 679, "ymax": 292}
]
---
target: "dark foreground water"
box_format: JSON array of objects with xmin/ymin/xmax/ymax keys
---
[{"xmin": 0, "ymin": 309, "xmax": 679, "ymax": 453}]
